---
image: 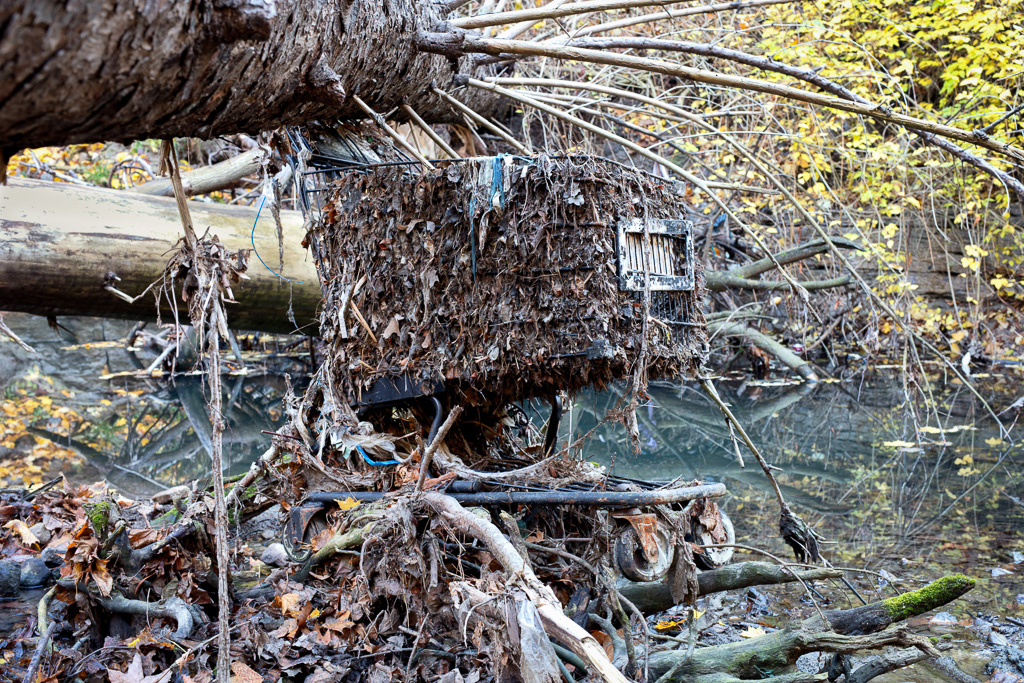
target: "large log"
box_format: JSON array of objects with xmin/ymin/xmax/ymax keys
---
[
  {"xmin": 0, "ymin": 0, "xmax": 503, "ymax": 150},
  {"xmin": 0, "ymin": 177, "xmax": 320, "ymax": 333}
]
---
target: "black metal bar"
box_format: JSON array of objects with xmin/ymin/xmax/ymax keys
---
[
  {"xmin": 427, "ymin": 396, "xmax": 444, "ymax": 445},
  {"xmin": 305, "ymin": 482, "xmax": 725, "ymax": 507},
  {"xmin": 543, "ymin": 395, "xmax": 561, "ymax": 458}
]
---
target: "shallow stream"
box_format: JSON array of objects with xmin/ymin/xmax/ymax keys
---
[{"xmin": 1, "ymin": 312, "xmax": 1022, "ymax": 680}]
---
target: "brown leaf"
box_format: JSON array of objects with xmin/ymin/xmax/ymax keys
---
[
  {"xmin": 230, "ymin": 661, "xmax": 263, "ymax": 683},
  {"xmin": 107, "ymin": 653, "xmax": 174, "ymax": 683},
  {"xmin": 276, "ymin": 592, "xmax": 303, "ymax": 618},
  {"xmin": 382, "ymin": 316, "xmax": 401, "ymax": 340},
  {"xmin": 324, "ymin": 610, "xmax": 355, "ymax": 632},
  {"xmin": 92, "ymin": 558, "xmax": 113, "ymax": 597},
  {"xmin": 129, "ymin": 528, "xmax": 163, "ymax": 548},
  {"xmin": 269, "ymin": 617, "xmax": 298, "ymax": 639},
  {"xmin": 4, "ymin": 519, "xmax": 40, "ymax": 546}
]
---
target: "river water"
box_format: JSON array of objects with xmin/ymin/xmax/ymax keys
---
[{"xmin": 1, "ymin": 312, "xmax": 1022, "ymax": 676}]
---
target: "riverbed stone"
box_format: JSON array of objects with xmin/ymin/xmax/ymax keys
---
[
  {"xmin": 29, "ymin": 522, "xmax": 51, "ymax": 546},
  {"xmin": 40, "ymin": 546, "xmax": 65, "ymax": 568},
  {"xmin": 261, "ymin": 543, "xmax": 289, "ymax": 568},
  {"xmin": 988, "ymin": 644, "xmax": 1024, "ymax": 678},
  {"xmin": 20, "ymin": 557, "xmax": 52, "ymax": 587},
  {"xmin": 0, "ymin": 559, "xmax": 20, "ymax": 597}
]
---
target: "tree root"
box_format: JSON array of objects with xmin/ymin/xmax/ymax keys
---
[
  {"xmin": 57, "ymin": 576, "xmax": 203, "ymax": 641},
  {"xmin": 424, "ymin": 492, "xmax": 629, "ymax": 683},
  {"xmin": 96, "ymin": 593, "xmax": 202, "ymax": 640}
]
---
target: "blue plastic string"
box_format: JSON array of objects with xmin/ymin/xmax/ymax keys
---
[
  {"xmin": 250, "ymin": 194, "xmax": 301, "ymax": 283},
  {"xmin": 469, "ymin": 194, "xmax": 477, "ymax": 287},
  {"xmin": 491, "ymin": 154, "xmax": 506, "ymax": 210},
  {"xmin": 356, "ymin": 443, "xmax": 401, "ymax": 467}
]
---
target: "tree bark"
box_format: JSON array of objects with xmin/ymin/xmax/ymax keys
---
[
  {"xmin": 0, "ymin": 177, "xmax": 319, "ymax": 333},
  {"xmin": 0, "ymin": 0, "xmax": 504, "ymax": 150}
]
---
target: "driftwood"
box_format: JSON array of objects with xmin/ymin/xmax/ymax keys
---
[
  {"xmin": 130, "ymin": 148, "xmax": 265, "ymax": 198},
  {"xmin": 425, "ymin": 492, "xmax": 629, "ymax": 683},
  {"xmin": 618, "ymin": 561, "xmax": 845, "ymax": 614},
  {"xmin": 21, "ymin": 621, "xmax": 57, "ymax": 683}
]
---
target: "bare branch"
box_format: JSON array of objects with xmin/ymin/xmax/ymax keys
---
[
  {"xmin": 562, "ymin": 0, "xmax": 801, "ymax": 38},
  {"xmin": 432, "ymin": 85, "xmax": 532, "ymax": 154},
  {"xmin": 446, "ymin": 37, "xmax": 1024, "ymax": 164},
  {"xmin": 353, "ymin": 94, "xmax": 436, "ymax": 171},
  {"xmin": 497, "ymin": 0, "xmax": 570, "ymax": 40},
  {"xmin": 400, "ymin": 104, "xmax": 462, "ymax": 158},
  {"xmin": 451, "ymin": 0, "xmax": 695, "ymax": 30},
  {"xmin": 0, "ymin": 312, "xmax": 36, "ymax": 354},
  {"xmin": 553, "ymin": 36, "xmax": 1024, "ymax": 200}
]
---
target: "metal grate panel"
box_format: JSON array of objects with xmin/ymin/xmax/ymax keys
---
[{"xmin": 617, "ymin": 218, "xmax": 695, "ymax": 292}]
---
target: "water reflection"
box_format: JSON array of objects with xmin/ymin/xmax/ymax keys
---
[
  {"xmin": 562, "ymin": 372, "xmax": 1023, "ymax": 565},
  {"xmin": 26, "ymin": 375, "xmax": 297, "ymax": 497},
  {"xmin": 0, "ymin": 313, "xmax": 305, "ymax": 497}
]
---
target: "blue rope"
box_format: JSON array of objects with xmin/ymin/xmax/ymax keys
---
[
  {"xmin": 469, "ymin": 194, "xmax": 477, "ymax": 287},
  {"xmin": 491, "ymin": 154, "xmax": 506, "ymax": 210},
  {"xmin": 250, "ymin": 194, "xmax": 301, "ymax": 283},
  {"xmin": 356, "ymin": 444, "xmax": 401, "ymax": 467}
]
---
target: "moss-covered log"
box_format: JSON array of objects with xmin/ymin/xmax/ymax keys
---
[
  {"xmin": 822, "ymin": 574, "xmax": 976, "ymax": 635},
  {"xmin": 0, "ymin": 0, "xmax": 504, "ymax": 150},
  {"xmin": 650, "ymin": 574, "xmax": 975, "ymax": 682}
]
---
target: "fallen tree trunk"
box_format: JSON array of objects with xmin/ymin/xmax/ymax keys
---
[
  {"xmin": 650, "ymin": 574, "xmax": 976, "ymax": 682},
  {"xmin": 0, "ymin": 0, "xmax": 503, "ymax": 150},
  {"xmin": 0, "ymin": 177, "xmax": 320, "ymax": 333}
]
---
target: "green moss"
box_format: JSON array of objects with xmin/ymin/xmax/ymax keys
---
[
  {"xmin": 882, "ymin": 574, "xmax": 975, "ymax": 622},
  {"xmin": 152, "ymin": 506, "xmax": 182, "ymax": 529},
  {"xmin": 85, "ymin": 501, "xmax": 112, "ymax": 534}
]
